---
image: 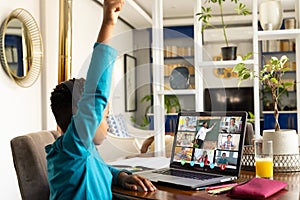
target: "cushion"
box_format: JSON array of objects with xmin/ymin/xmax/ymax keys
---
[{"xmin": 107, "ymin": 114, "xmax": 130, "ymax": 137}]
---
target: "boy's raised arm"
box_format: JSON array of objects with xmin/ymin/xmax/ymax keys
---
[{"xmin": 97, "ymin": 0, "xmax": 124, "ymax": 44}]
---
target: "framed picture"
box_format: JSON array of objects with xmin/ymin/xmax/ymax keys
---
[{"xmin": 124, "ymin": 54, "xmax": 137, "ymax": 112}]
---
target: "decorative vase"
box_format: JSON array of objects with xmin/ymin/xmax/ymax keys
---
[
  {"xmin": 259, "ymin": 0, "xmax": 283, "ymax": 30},
  {"xmin": 263, "ymin": 129, "xmax": 299, "ymax": 155}
]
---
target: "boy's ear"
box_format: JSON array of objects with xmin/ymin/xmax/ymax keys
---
[{"xmin": 57, "ymin": 125, "xmax": 63, "ymax": 134}]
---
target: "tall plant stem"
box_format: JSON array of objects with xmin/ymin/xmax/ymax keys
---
[
  {"xmin": 220, "ymin": 1, "xmax": 229, "ymax": 47},
  {"xmin": 273, "ymin": 93, "xmax": 280, "ymax": 131}
]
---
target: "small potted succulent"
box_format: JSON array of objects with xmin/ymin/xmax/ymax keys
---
[
  {"xmin": 233, "ymin": 54, "xmax": 298, "ymax": 155},
  {"xmin": 196, "ymin": 0, "xmax": 250, "ymax": 60}
]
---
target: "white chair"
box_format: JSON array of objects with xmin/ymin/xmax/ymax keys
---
[
  {"xmin": 126, "ymin": 123, "xmax": 154, "ymax": 149},
  {"xmin": 97, "ymin": 132, "xmax": 141, "ymax": 162},
  {"xmin": 97, "ymin": 114, "xmax": 154, "ymax": 162}
]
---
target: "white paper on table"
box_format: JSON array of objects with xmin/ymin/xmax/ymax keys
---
[{"xmin": 107, "ymin": 156, "xmax": 170, "ymax": 169}]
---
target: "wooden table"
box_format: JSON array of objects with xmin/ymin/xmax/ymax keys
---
[{"xmin": 113, "ymin": 168, "xmax": 300, "ymax": 199}]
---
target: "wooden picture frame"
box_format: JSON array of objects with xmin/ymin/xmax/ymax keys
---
[{"xmin": 124, "ymin": 54, "xmax": 137, "ymax": 112}]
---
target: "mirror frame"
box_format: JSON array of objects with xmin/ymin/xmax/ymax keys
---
[{"xmin": 0, "ymin": 8, "xmax": 43, "ymax": 87}]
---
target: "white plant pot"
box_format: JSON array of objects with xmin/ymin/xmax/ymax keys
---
[{"xmin": 263, "ymin": 129, "xmax": 299, "ymax": 155}]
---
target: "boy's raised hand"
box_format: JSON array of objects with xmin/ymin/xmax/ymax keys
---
[
  {"xmin": 98, "ymin": 0, "xmax": 124, "ymax": 43},
  {"xmin": 103, "ymin": 0, "xmax": 124, "ymax": 26}
]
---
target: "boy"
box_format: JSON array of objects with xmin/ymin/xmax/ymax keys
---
[{"xmin": 46, "ymin": 0, "xmax": 156, "ymax": 199}]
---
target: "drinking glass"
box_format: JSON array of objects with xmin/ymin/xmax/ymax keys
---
[{"xmin": 254, "ymin": 140, "xmax": 273, "ymax": 179}]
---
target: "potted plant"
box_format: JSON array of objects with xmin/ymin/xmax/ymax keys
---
[
  {"xmin": 233, "ymin": 54, "xmax": 299, "ymax": 155},
  {"xmin": 196, "ymin": 0, "xmax": 250, "ymax": 60},
  {"xmin": 131, "ymin": 94, "xmax": 181, "ymax": 128},
  {"xmin": 140, "ymin": 94, "xmax": 181, "ymax": 114}
]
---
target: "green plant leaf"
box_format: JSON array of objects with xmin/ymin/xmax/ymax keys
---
[
  {"xmin": 242, "ymin": 73, "xmax": 250, "ymax": 80},
  {"xmin": 270, "ymin": 77, "xmax": 278, "ymax": 84},
  {"xmin": 283, "ymin": 82, "xmax": 294, "ymax": 87},
  {"xmin": 282, "ymin": 67, "xmax": 290, "ymax": 73},
  {"xmin": 233, "ymin": 63, "xmax": 245, "ymax": 73},
  {"xmin": 140, "ymin": 94, "xmax": 152, "ymax": 103},
  {"xmin": 248, "ymin": 111, "xmax": 254, "ymax": 119},
  {"xmin": 242, "ymin": 52, "xmax": 253, "ymax": 60}
]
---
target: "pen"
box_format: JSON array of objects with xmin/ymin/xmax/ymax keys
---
[
  {"xmin": 205, "ymin": 183, "xmax": 238, "ymax": 191},
  {"xmin": 207, "ymin": 186, "xmax": 235, "ymax": 195},
  {"xmin": 195, "ymin": 187, "xmax": 207, "ymax": 191}
]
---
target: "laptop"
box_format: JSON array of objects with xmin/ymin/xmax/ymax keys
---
[{"xmin": 135, "ymin": 111, "xmax": 247, "ymax": 189}]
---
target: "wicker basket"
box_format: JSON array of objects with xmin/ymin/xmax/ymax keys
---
[{"xmin": 242, "ymin": 146, "xmax": 300, "ymax": 172}]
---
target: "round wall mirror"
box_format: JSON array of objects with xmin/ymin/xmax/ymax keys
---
[{"xmin": 0, "ymin": 8, "xmax": 43, "ymax": 87}]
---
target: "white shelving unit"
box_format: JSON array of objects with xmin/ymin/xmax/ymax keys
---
[
  {"xmin": 253, "ymin": 1, "xmax": 300, "ymax": 143},
  {"xmin": 159, "ymin": 89, "xmax": 196, "ymax": 95},
  {"xmin": 199, "ymin": 60, "xmax": 255, "ymax": 68},
  {"xmin": 151, "ymin": 0, "xmax": 300, "ymax": 147},
  {"xmin": 194, "ymin": 0, "xmax": 261, "ymax": 136}
]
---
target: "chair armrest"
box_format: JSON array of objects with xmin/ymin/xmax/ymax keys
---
[
  {"xmin": 126, "ymin": 125, "xmax": 155, "ymax": 149},
  {"xmin": 97, "ymin": 132, "xmax": 141, "ymax": 162},
  {"xmin": 126, "ymin": 124, "xmax": 154, "ymax": 138}
]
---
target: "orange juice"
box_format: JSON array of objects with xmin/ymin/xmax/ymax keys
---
[{"xmin": 255, "ymin": 158, "xmax": 273, "ymax": 179}]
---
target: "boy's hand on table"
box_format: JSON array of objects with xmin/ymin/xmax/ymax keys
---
[{"xmin": 118, "ymin": 172, "xmax": 157, "ymax": 192}]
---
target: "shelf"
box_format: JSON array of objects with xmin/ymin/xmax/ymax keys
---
[
  {"xmin": 199, "ymin": 59, "xmax": 255, "ymax": 68},
  {"xmin": 164, "ymin": 56, "xmax": 194, "ymax": 60},
  {"xmin": 164, "ymin": 74, "xmax": 195, "ymax": 78},
  {"xmin": 147, "ymin": 113, "xmax": 178, "ymax": 116},
  {"xmin": 263, "ymin": 111, "xmax": 297, "ymax": 114},
  {"xmin": 261, "ymin": 51, "xmax": 295, "ymax": 55},
  {"xmin": 158, "ymin": 89, "xmax": 196, "ymax": 95},
  {"xmin": 257, "ymin": 29, "xmax": 300, "ymax": 40}
]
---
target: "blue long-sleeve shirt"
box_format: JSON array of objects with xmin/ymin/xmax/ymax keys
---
[{"xmin": 46, "ymin": 43, "xmax": 120, "ymax": 200}]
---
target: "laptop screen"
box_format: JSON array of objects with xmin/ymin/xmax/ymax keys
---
[{"xmin": 170, "ymin": 111, "xmax": 247, "ymax": 177}]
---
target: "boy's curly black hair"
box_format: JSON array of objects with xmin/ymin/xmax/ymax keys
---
[{"xmin": 50, "ymin": 78, "xmax": 85, "ymax": 133}]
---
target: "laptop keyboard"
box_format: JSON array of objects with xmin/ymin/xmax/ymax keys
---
[{"xmin": 153, "ymin": 169, "xmax": 221, "ymax": 181}]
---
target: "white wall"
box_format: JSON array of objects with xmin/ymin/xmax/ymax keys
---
[
  {"xmin": 0, "ymin": 0, "xmax": 42, "ymax": 199},
  {"xmin": 72, "ymin": 0, "xmax": 133, "ymax": 117},
  {"xmin": 0, "ymin": 0, "xmax": 133, "ymax": 199}
]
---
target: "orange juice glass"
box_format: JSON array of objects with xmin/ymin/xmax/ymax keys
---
[
  {"xmin": 255, "ymin": 158, "xmax": 273, "ymax": 178},
  {"xmin": 254, "ymin": 140, "xmax": 273, "ymax": 179}
]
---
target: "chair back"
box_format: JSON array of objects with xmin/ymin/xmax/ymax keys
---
[{"xmin": 10, "ymin": 131, "xmax": 58, "ymax": 200}]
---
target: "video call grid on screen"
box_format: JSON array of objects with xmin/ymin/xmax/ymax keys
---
[{"xmin": 172, "ymin": 115, "xmax": 243, "ymax": 171}]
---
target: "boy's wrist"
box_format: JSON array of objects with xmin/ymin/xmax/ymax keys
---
[
  {"xmin": 117, "ymin": 171, "xmax": 130, "ymax": 186},
  {"xmin": 97, "ymin": 23, "xmax": 115, "ymax": 44}
]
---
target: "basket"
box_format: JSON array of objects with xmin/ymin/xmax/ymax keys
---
[{"xmin": 242, "ymin": 146, "xmax": 300, "ymax": 173}]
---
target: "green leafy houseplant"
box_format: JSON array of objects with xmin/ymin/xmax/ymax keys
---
[
  {"xmin": 131, "ymin": 95, "xmax": 181, "ymax": 128},
  {"xmin": 233, "ymin": 54, "xmax": 294, "ymax": 131},
  {"xmin": 196, "ymin": 0, "xmax": 250, "ymax": 47},
  {"xmin": 140, "ymin": 94, "xmax": 181, "ymax": 114},
  {"xmin": 196, "ymin": 0, "xmax": 250, "ymax": 60}
]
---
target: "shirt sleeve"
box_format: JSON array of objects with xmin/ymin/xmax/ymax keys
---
[
  {"xmin": 206, "ymin": 126, "xmax": 214, "ymax": 133},
  {"xmin": 62, "ymin": 43, "xmax": 117, "ymax": 153}
]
